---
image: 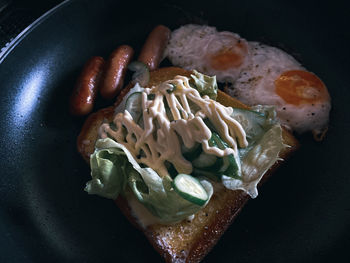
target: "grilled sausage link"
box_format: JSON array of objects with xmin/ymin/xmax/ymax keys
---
[
  {"xmin": 100, "ymin": 45, "xmax": 134, "ymax": 99},
  {"xmin": 138, "ymin": 25, "xmax": 171, "ymax": 71},
  {"xmin": 70, "ymin": 56, "xmax": 105, "ymax": 116}
]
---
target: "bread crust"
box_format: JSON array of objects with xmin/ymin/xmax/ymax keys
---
[{"xmin": 78, "ymin": 67, "xmax": 299, "ymax": 263}]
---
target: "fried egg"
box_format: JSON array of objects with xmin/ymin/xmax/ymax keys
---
[
  {"xmin": 166, "ymin": 25, "xmax": 331, "ymax": 139},
  {"xmin": 231, "ymin": 42, "xmax": 331, "ymax": 139},
  {"xmin": 165, "ymin": 24, "xmax": 251, "ymax": 83}
]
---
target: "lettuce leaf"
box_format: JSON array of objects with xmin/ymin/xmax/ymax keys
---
[
  {"xmin": 85, "ymin": 145, "xmax": 128, "ymax": 199},
  {"xmin": 85, "ymin": 72, "xmax": 286, "ymax": 222},
  {"xmin": 113, "ymin": 82, "xmax": 144, "ymax": 115},
  {"xmin": 190, "ymin": 70, "xmax": 218, "ymax": 100},
  {"xmin": 222, "ymin": 124, "xmax": 285, "ymax": 198},
  {"xmin": 85, "ymin": 138, "xmax": 213, "ymax": 223},
  {"xmin": 222, "ymin": 106, "xmax": 286, "ymax": 198}
]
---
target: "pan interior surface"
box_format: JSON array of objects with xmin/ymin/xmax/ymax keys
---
[{"xmin": 0, "ymin": 0, "xmax": 348, "ymax": 262}]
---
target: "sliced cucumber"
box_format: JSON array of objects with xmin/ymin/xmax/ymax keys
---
[
  {"xmin": 210, "ymin": 132, "xmax": 241, "ymax": 179},
  {"xmin": 188, "ymin": 132, "xmax": 240, "ymax": 180},
  {"xmin": 171, "ymin": 174, "xmax": 208, "ymax": 206},
  {"xmin": 206, "ymin": 108, "xmax": 266, "ymax": 144},
  {"xmin": 165, "ymin": 106, "xmax": 174, "ymax": 122},
  {"xmin": 165, "ymin": 162, "xmax": 178, "ymax": 178},
  {"xmin": 210, "ymin": 132, "xmax": 226, "ymax": 148},
  {"xmin": 182, "ymin": 143, "xmax": 202, "ymax": 161},
  {"xmin": 188, "ymin": 100, "xmax": 201, "ymax": 114},
  {"xmin": 192, "ymin": 168, "xmax": 221, "ymax": 182},
  {"xmin": 202, "ymin": 157, "xmax": 224, "ymax": 172},
  {"xmin": 192, "ymin": 152, "xmax": 217, "ymax": 168},
  {"xmin": 137, "ymin": 113, "xmax": 144, "ymax": 129},
  {"xmin": 128, "ymin": 61, "xmax": 150, "ymax": 86},
  {"xmin": 166, "ymin": 83, "xmax": 177, "ymax": 94},
  {"xmin": 222, "ymin": 154, "xmax": 240, "ymax": 179},
  {"xmin": 125, "ymin": 92, "xmax": 143, "ymax": 121},
  {"xmin": 218, "ymin": 154, "xmax": 231, "ymax": 173}
]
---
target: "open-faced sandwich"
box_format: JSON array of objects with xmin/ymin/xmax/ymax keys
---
[
  {"xmin": 76, "ymin": 65, "xmax": 299, "ymax": 262},
  {"xmin": 70, "ymin": 23, "xmax": 334, "ymax": 262}
]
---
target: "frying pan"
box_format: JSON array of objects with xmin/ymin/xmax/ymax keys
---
[{"xmin": 0, "ymin": 0, "xmax": 349, "ymax": 262}]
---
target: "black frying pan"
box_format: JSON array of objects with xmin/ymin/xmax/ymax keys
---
[{"xmin": 0, "ymin": 0, "xmax": 349, "ymax": 262}]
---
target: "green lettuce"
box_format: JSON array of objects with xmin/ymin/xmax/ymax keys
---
[
  {"xmin": 223, "ymin": 124, "xmax": 285, "ymax": 198},
  {"xmin": 85, "ymin": 145, "xmax": 128, "ymax": 199},
  {"xmin": 85, "ymin": 74, "xmax": 286, "ymax": 223},
  {"xmin": 190, "ymin": 70, "xmax": 218, "ymax": 100},
  {"xmin": 223, "ymin": 106, "xmax": 286, "ymax": 198},
  {"xmin": 85, "ymin": 138, "xmax": 213, "ymax": 224}
]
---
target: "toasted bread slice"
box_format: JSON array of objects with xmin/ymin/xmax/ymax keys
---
[{"xmin": 77, "ymin": 67, "xmax": 299, "ymax": 263}]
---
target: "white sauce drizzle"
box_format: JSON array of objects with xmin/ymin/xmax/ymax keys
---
[{"xmin": 99, "ymin": 75, "xmax": 248, "ymax": 177}]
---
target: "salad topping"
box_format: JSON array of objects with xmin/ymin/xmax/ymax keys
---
[
  {"xmin": 85, "ymin": 71, "xmax": 286, "ymax": 224},
  {"xmin": 99, "ymin": 71, "xmax": 247, "ymax": 177}
]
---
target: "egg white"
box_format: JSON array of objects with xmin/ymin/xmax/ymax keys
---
[
  {"xmin": 166, "ymin": 25, "xmax": 331, "ymax": 137},
  {"xmin": 165, "ymin": 24, "xmax": 250, "ymax": 83},
  {"xmin": 231, "ymin": 42, "xmax": 331, "ymax": 135}
]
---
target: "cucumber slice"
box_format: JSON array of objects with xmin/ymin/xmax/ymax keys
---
[
  {"xmin": 165, "ymin": 106, "xmax": 174, "ymax": 122},
  {"xmin": 182, "ymin": 143, "xmax": 202, "ymax": 161},
  {"xmin": 125, "ymin": 92, "xmax": 142, "ymax": 121},
  {"xmin": 202, "ymin": 157, "xmax": 224, "ymax": 172},
  {"xmin": 210, "ymin": 132, "xmax": 226, "ymax": 148},
  {"xmin": 192, "ymin": 168, "xmax": 221, "ymax": 182},
  {"xmin": 206, "ymin": 108, "xmax": 266, "ymax": 144},
  {"xmin": 192, "ymin": 152, "xmax": 217, "ymax": 168},
  {"xmin": 137, "ymin": 113, "xmax": 144, "ymax": 129},
  {"xmin": 210, "ymin": 132, "xmax": 241, "ymax": 179},
  {"xmin": 219, "ymin": 154, "xmax": 231, "ymax": 173},
  {"xmin": 222, "ymin": 154, "xmax": 240, "ymax": 179},
  {"xmin": 171, "ymin": 174, "xmax": 208, "ymax": 206},
  {"xmin": 165, "ymin": 162, "xmax": 178, "ymax": 178},
  {"xmin": 128, "ymin": 61, "xmax": 150, "ymax": 86}
]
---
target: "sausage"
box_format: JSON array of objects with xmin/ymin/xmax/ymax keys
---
[
  {"xmin": 70, "ymin": 56, "xmax": 105, "ymax": 116},
  {"xmin": 138, "ymin": 25, "xmax": 171, "ymax": 71},
  {"xmin": 100, "ymin": 45, "xmax": 134, "ymax": 99}
]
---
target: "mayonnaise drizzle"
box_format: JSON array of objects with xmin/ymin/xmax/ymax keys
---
[{"xmin": 99, "ymin": 75, "xmax": 248, "ymax": 177}]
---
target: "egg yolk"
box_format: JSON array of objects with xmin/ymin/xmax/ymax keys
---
[
  {"xmin": 275, "ymin": 70, "xmax": 329, "ymax": 105},
  {"xmin": 209, "ymin": 41, "xmax": 248, "ymax": 70}
]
